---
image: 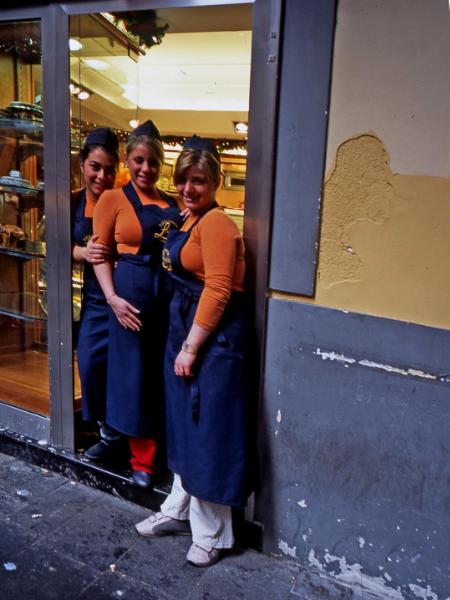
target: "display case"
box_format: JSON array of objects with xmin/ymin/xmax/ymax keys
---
[{"xmin": 0, "ymin": 19, "xmax": 50, "ymax": 415}]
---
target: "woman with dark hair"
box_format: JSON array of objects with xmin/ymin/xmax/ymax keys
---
[
  {"xmin": 135, "ymin": 136, "xmax": 249, "ymax": 567},
  {"xmin": 93, "ymin": 120, "xmax": 183, "ymax": 488},
  {"xmin": 72, "ymin": 127, "xmax": 122, "ymax": 461}
]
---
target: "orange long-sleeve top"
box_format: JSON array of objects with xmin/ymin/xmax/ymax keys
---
[
  {"xmin": 70, "ymin": 188, "xmax": 97, "ymax": 226},
  {"xmin": 93, "ymin": 185, "xmax": 175, "ymax": 254},
  {"xmin": 83, "ymin": 190, "xmax": 97, "ymax": 218},
  {"xmin": 180, "ymin": 208, "xmax": 245, "ymax": 331}
]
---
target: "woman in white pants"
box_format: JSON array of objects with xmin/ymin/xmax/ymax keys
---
[{"xmin": 135, "ymin": 136, "xmax": 249, "ymax": 567}]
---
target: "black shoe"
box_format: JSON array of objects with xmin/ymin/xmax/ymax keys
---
[
  {"xmin": 84, "ymin": 440, "xmax": 120, "ymax": 462},
  {"xmin": 132, "ymin": 470, "xmax": 154, "ymax": 489}
]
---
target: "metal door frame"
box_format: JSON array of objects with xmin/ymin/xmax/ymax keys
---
[{"xmin": 0, "ymin": 0, "xmax": 282, "ymax": 452}]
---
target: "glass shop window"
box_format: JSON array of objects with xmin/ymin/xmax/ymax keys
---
[{"xmin": 0, "ymin": 20, "xmax": 49, "ymax": 416}]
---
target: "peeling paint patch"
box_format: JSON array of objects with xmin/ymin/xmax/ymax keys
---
[
  {"xmin": 357, "ymin": 536, "xmax": 365, "ymax": 548},
  {"xmin": 319, "ymin": 134, "xmax": 393, "ymax": 290},
  {"xmin": 297, "ymin": 499, "xmax": 308, "ymax": 508},
  {"xmin": 359, "ymin": 359, "xmax": 437, "ymax": 380},
  {"xmin": 276, "ymin": 409, "xmax": 282, "ymax": 423},
  {"xmin": 314, "ymin": 348, "xmax": 355, "ymax": 365},
  {"xmin": 309, "ymin": 550, "xmax": 405, "ymax": 599},
  {"xmin": 314, "ymin": 348, "xmax": 440, "ymax": 381},
  {"xmin": 278, "ymin": 539, "xmax": 297, "ymax": 558},
  {"xmin": 308, "ymin": 549, "xmax": 323, "ymax": 570},
  {"xmin": 408, "ymin": 584, "xmax": 438, "ymax": 600},
  {"xmin": 318, "ymin": 133, "xmax": 450, "ymax": 330}
]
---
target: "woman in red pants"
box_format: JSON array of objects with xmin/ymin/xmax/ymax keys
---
[{"xmin": 93, "ymin": 121, "xmax": 183, "ymax": 487}]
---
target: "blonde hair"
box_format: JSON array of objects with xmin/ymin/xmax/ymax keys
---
[
  {"xmin": 174, "ymin": 149, "xmax": 221, "ymax": 190},
  {"xmin": 126, "ymin": 135, "xmax": 164, "ymax": 166}
]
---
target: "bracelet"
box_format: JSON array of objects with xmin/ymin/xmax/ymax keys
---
[
  {"xmin": 106, "ymin": 293, "xmax": 117, "ymax": 305},
  {"xmin": 181, "ymin": 340, "xmax": 197, "ymax": 355}
]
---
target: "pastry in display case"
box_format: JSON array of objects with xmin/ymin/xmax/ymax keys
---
[
  {"xmin": 0, "ymin": 101, "xmax": 44, "ymax": 135},
  {"xmin": 0, "ymin": 169, "xmax": 39, "ymax": 196},
  {"xmin": 0, "ymin": 223, "xmax": 26, "ymax": 248}
]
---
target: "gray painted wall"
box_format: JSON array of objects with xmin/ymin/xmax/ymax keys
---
[{"xmin": 257, "ymin": 299, "xmax": 450, "ymax": 598}]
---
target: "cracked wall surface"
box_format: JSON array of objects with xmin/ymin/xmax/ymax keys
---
[
  {"xmin": 315, "ymin": 133, "xmax": 450, "ymax": 330},
  {"xmin": 314, "ymin": 0, "xmax": 450, "ymax": 331}
]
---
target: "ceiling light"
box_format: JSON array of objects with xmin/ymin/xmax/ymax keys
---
[
  {"xmin": 233, "ymin": 121, "xmax": 248, "ymax": 135},
  {"xmin": 70, "ymin": 80, "xmax": 93, "ymax": 101},
  {"xmin": 69, "ymin": 83, "xmax": 80, "ymax": 95},
  {"xmin": 69, "ymin": 38, "xmax": 83, "ymax": 51},
  {"xmin": 129, "ymin": 119, "xmax": 139, "ymax": 129}
]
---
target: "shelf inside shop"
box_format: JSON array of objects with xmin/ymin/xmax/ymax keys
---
[
  {"xmin": 0, "ymin": 307, "xmax": 46, "ymax": 322},
  {"xmin": 0, "ymin": 246, "xmax": 45, "ymax": 260}
]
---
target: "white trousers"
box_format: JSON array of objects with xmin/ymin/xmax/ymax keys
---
[{"xmin": 160, "ymin": 473, "xmax": 234, "ymax": 549}]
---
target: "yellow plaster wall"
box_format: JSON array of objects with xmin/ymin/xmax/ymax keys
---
[{"xmin": 315, "ymin": 133, "xmax": 450, "ymax": 330}]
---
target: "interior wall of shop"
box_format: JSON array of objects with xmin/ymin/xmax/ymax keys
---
[{"xmin": 257, "ymin": 0, "xmax": 450, "ymax": 598}]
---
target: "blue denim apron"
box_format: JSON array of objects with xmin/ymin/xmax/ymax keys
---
[
  {"xmin": 106, "ymin": 182, "xmax": 183, "ymax": 437},
  {"xmin": 162, "ymin": 208, "xmax": 249, "ymax": 507},
  {"xmin": 73, "ymin": 190, "xmax": 109, "ymax": 422}
]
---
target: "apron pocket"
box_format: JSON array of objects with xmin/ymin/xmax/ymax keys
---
[{"xmin": 189, "ymin": 380, "xmax": 201, "ymax": 424}]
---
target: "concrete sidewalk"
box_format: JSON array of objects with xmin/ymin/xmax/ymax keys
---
[{"xmin": 0, "ymin": 452, "xmax": 313, "ymax": 600}]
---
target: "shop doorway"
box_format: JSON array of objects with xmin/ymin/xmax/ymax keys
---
[{"xmin": 69, "ymin": 5, "xmax": 253, "ymax": 479}]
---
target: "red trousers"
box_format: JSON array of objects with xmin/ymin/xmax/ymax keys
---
[{"xmin": 129, "ymin": 437, "xmax": 157, "ymax": 474}]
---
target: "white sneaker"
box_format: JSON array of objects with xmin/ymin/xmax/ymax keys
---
[
  {"xmin": 186, "ymin": 543, "xmax": 222, "ymax": 567},
  {"xmin": 135, "ymin": 511, "xmax": 191, "ymax": 537}
]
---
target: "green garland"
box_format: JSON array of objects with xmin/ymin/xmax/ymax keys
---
[
  {"xmin": 109, "ymin": 10, "xmax": 169, "ymax": 49},
  {"xmin": 72, "ymin": 122, "xmax": 247, "ymax": 156}
]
